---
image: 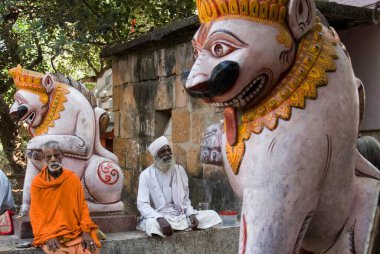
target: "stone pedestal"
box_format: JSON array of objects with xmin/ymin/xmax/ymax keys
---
[
  {"xmin": 92, "ymin": 214, "xmax": 137, "ymax": 234},
  {"xmin": 13, "ymin": 216, "xmax": 33, "ymax": 239},
  {"xmin": 12, "ymin": 214, "xmax": 137, "ymax": 239}
]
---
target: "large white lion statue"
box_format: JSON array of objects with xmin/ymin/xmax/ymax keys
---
[
  {"xmin": 184, "ymin": 0, "xmax": 380, "ymax": 253},
  {"xmin": 9, "ymin": 65, "xmax": 124, "ymax": 216}
]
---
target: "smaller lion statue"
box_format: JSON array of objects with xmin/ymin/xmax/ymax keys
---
[{"xmin": 9, "ymin": 65, "xmax": 124, "ymax": 216}]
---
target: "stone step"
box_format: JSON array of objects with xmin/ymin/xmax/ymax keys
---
[
  {"xmin": 0, "ymin": 225, "xmax": 239, "ymax": 254},
  {"xmin": 12, "ymin": 214, "xmax": 137, "ymax": 239}
]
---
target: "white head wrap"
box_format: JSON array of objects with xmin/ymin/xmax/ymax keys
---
[{"xmin": 148, "ymin": 136, "xmax": 169, "ymax": 157}]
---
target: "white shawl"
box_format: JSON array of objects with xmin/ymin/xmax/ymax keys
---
[{"xmin": 137, "ymin": 164, "xmax": 196, "ymax": 220}]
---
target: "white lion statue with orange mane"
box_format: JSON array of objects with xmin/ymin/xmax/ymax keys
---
[
  {"xmin": 9, "ymin": 65, "xmax": 124, "ymax": 216},
  {"xmin": 185, "ymin": 0, "xmax": 380, "ymax": 253}
]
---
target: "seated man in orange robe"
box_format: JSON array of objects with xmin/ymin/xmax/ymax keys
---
[{"xmin": 30, "ymin": 141, "xmax": 100, "ymax": 254}]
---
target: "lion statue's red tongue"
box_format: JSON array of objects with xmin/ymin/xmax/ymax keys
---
[{"xmin": 224, "ymin": 107, "xmax": 238, "ymax": 146}]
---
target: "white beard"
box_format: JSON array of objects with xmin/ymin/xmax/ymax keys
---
[
  {"xmin": 48, "ymin": 162, "xmax": 62, "ymax": 172},
  {"xmin": 154, "ymin": 155, "xmax": 176, "ymax": 173}
]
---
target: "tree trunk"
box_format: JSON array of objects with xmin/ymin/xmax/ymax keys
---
[{"xmin": 0, "ymin": 95, "xmax": 23, "ymax": 173}]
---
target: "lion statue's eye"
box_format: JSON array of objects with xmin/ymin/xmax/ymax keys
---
[{"xmin": 211, "ymin": 43, "xmax": 235, "ymax": 57}]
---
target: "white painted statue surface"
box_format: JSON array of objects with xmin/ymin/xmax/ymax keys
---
[
  {"xmin": 184, "ymin": 0, "xmax": 380, "ymax": 253},
  {"xmin": 9, "ymin": 65, "xmax": 124, "ymax": 215}
]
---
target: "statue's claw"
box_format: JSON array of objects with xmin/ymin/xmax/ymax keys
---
[{"xmin": 200, "ymin": 123, "xmax": 223, "ymax": 165}]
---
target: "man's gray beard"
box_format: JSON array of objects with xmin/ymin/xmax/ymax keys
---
[
  {"xmin": 154, "ymin": 156, "xmax": 175, "ymax": 173},
  {"xmin": 48, "ymin": 162, "xmax": 62, "ymax": 172}
]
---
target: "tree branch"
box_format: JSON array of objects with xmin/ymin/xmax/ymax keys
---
[
  {"xmin": 81, "ymin": 0, "xmax": 101, "ymax": 18},
  {"xmin": 0, "ymin": 95, "xmax": 23, "ymax": 173},
  {"xmin": 26, "ymin": 37, "xmax": 43, "ymax": 69},
  {"xmin": 51, "ymin": 54, "xmax": 58, "ymax": 73},
  {"xmin": 85, "ymin": 56, "xmax": 99, "ymax": 77}
]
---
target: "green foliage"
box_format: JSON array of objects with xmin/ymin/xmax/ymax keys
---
[
  {"xmin": 1, "ymin": 0, "xmax": 196, "ymax": 83},
  {"xmin": 84, "ymin": 82, "xmax": 96, "ymax": 91},
  {"xmin": 0, "ymin": 0, "xmax": 196, "ymax": 172}
]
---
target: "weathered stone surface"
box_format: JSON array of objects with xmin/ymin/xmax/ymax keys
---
[
  {"xmin": 113, "ymin": 137, "xmax": 128, "ymax": 168},
  {"xmin": 140, "ymin": 149, "xmax": 153, "ymax": 170},
  {"xmin": 172, "ymin": 109, "xmax": 190, "ymax": 143},
  {"xmin": 124, "ymin": 53, "xmax": 140, "ymax": 83},
  {"xmin": 132, "ymin": 81, "xmax": 157, "ymax": 139},
  {"xmin": 113, "ymin": 111, "xmax": 120, "ymax": 137},
  {"xmin": 187, "ymin": 145, "xmax": 201, "ymax": 177},
  {"xmin": 124, "ymin": 138, "xmax": 140, "ymax": 171},
  {"xmin": 112, "ymin": 85, "xmax": 122, "ymax": 111},
  {"xmin": 154, "ymin": 77, "xmax": 174, "ymax": 110},
  {"xmin": 175, "ymin": 42, "xmax": 194, "ymax": 75},
  {"xmin": 119, "ymin": 84, "xmax": 138, "ymax": 139},
  {"xmin": 135, "ymin": 115, "xmax": 155, "ymax": 140},
  {"xmin": 122, "ymin": 168, "xmax": 139, "ymax": 215},
  {"xmin": 189, "ymin": 96, "xmax": 210, "ymax": 111},
  {"xmin": 0, "ymin": 226, "xmax": 239, "ymax": 254},
  {"xmin": 114, "ymin": 58, "xmax": 129, "ymax": 86},
  {"xmin": 188, "ymin": 176, "xmax": 207, "ymax": 207},
  {"xmin": 204, "ymin": 110, "xmax": 224, "ymax": 126},
  {"xmin": 190, "ymin": 112, "xmax": 205, "ymax": 144},
  {"xmin": 112, "ymin": 59, "xmax": 122, "ymax": 86},
  {"xmin": 173, "ymin": 143, "xmax": 187, "ymax": 169},
  {"xmin": 203, "ymin": 164, "xmax": 224, "ymax": 178},
  {"xmin": 92, "ymin": 215, "xmax": 137, "ymax": 233},
  {"xmin": 139, "ymin": 50, "xmax": 158, "ymax": 81},
  {"xmin": 123, "ymin": 83, "xmax": 136, "ymax": 109},
  {"xmin": 175, "ymin": 75, "xmax": 188, "ymax": 108},
  {"xmin": 158, "ymin": 48, "xmax": 176, "ymax": 77},
  {"xmin": 157, "ymin": 49, "xmax": 166, "ymax": 77},
  {"xmin": 202, "ymin": 169, "xmax": 242, "ymax": 214},
  {"xmin": 119, "ymin": 109, "xmax": 137, "ymax": 139},
  {"xmin": 154, "ymin": 110, "xmax": 171, "ymax": 137}
]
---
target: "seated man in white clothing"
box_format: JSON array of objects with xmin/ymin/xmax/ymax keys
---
[{"xmin": 137, "ymin": 136, "xmax": 222, "ymax": 237}]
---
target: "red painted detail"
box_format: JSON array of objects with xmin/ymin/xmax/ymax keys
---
[
  {"xmin": 219, "ymin": 210, "xmax": 238, "ymax": 215},
  {"xmin": 224, "ymin": 107, "xmax": 238, "ymax": 146},
  {"xmin": 131, "ymin": 19, "xmax": 136, "ymax": 33},
  {"xmin": 241, "ymin": 214, "xmax": 248, "ymax": 254},
  {"xmin": 97, "ymin": 161, "xmax": 120, "ymax": 185}
]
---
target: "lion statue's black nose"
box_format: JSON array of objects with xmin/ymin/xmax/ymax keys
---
[
  {"xmin": 17, "ymin": 105, "xmax": 28, "ymax": 119},
  {"xmin": 186, "ymin": 61, "xmax": 240, "ymax": 98}
]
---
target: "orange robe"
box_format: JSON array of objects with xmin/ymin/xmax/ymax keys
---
[{"xmin": 30, "ymin": 167, "xmax": 101, "ymax": 248}]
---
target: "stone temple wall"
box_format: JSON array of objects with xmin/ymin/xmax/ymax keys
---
[{"xmin": 106, "ymin": 17, "xmax": 241, "ymax": 215}]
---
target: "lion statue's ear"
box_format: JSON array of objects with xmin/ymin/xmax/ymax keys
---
[
  {"xmin": 287, "ymin": 0, "xmax": 317, "ymax": 40},
  {"xmin": 42, "ymin": 74, "xmax": 56, "ymax": 94}
]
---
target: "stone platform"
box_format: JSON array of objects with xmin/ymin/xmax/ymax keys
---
[
  {"xmin": 12, "ymin": 214, "xmax": 137, "ymax": 239},
  {"xmin": 0, "ymin": 225, "xmax": 239, "ymax": 254}
]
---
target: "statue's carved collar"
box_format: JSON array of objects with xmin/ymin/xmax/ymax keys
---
[{"xmin": 225, "ymin": 23, "xmax": 338, "ymax": 174}]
